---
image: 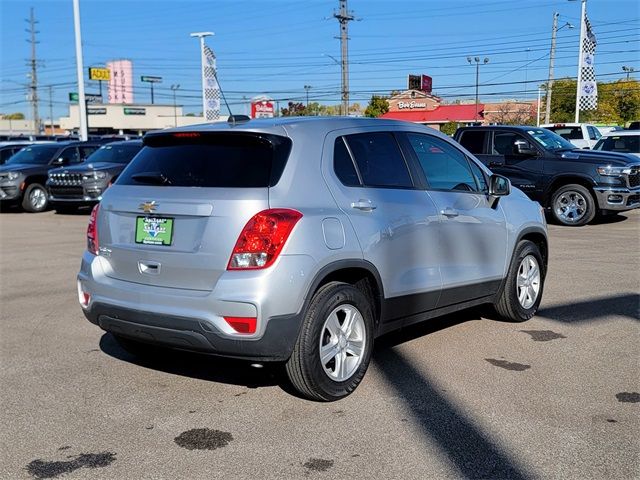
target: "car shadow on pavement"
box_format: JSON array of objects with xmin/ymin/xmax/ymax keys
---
[
  {"xmin": 537, "ymin": 293, "xmax": 639, "ymax": 323},
  {"xmin": 589, "ymin": 213, "xmax": 628, "ymax": 225},
  {"xmin": 99, "ymin": 333, "xmax": 282, "ymax": 389},
  {"xmin": 373, "ymin": 346, "xmax": 532, "ymax": 479}
]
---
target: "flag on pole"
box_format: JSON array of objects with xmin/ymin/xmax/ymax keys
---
[
  {"xmin": 203, "ymin": 44, "xmax": 221, "ymax": 121},
  {"xmin": 577, "ymin": 14, "xmax": 597, "ymax": 111}
]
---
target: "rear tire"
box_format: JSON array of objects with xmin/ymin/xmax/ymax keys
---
[
  {"xmin": 494, "ymin": 240, "xmax": 545, "ymax": 322},
  {"xmin": 285, "ymin": 282, "xmax": 374, "ymax": 401},
  {"xmin": 550, "ymin": 184, "xmax": 595, "ymax": 226},
  {"xmin": 21, "ymin": 183, "xmax": 48, "ymax": 212}
]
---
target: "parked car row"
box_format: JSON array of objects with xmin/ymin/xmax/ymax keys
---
[{"xmin": 0, "ymin": 140, "xmax": 142, "ymax": 212}]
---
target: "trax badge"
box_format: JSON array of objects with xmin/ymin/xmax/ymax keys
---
[{"xmin": 138, "ymin": 200, "xmax": 159, "ymax": 213}]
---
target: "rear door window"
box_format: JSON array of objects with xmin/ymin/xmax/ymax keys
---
[
  {"xmin": 458, "ymin": 130, "xmax": 486, "ymax": 154},
  {"xmin": 343, "ymin": 132, "xmax": 413, "ymax": 188},
  {"xmin": 117, "ymin": 133, "xmax": 292, "ymax": 188},
  {"xmin": 333, "ymin": 137, "xmax": 361, "ymax": 187}
]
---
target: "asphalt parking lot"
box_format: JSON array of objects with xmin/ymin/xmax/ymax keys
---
[{"xmin": 1, "ymin": 209, "xmax": 638, "ymax": 479}]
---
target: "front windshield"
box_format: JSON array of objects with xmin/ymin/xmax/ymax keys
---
[
  {"xmin": 593, "ymin": 135, "xmax": 639, "ymax": 154},
  {"xmin": 528, "ymin": 128, "xmax": 576, "ymax": 151},
  {"xmin": 87, "ymin": 144, "xmax": 142, "ymax": 164},
  {"xmin": 5, "ymin": 145, "xmax": 59, "ymax": 165}
]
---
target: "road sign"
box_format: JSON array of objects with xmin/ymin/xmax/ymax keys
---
[
  {"xmin": 88, "ymin": 67, "xmax": 111, "ymax": 81},
  {"xmin": 69, "ymin": 93, "xmax": 103, "ymax": 104},
  {"xmin": 141, "ymin": 76, "xmax": 163, "ymax": 83}
]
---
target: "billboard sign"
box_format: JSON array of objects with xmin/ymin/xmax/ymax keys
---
[
  {"xmin": 107, "ymin": 59, "xmax": 134, "ymax": 104},
  {"xmin": 250, "ymin": 97, "xmax": 275, "ymax": 118},
  {"xmin": 407, "ymin": 74, "xmax": 433, "ymax": 94},
  {"xmin": 88, "ymin": 67, "xmax": 111, "ymax": 81}
]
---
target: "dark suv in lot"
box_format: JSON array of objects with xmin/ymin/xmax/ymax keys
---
[
  {"xmin": 0, "ymin": 141, "xmax": 101, "ymax": 212},
  {"xmin": 47, "ymin": 140, "xmax": 143, "ymax": 212},
  {"xmin": 454, "ymin": 126, "xmax": 640, "ymax": 226}
]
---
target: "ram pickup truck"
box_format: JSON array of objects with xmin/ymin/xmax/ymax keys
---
[{"xmin": 454, "ymin": 125, "xmax": 640, "ymax": 226}]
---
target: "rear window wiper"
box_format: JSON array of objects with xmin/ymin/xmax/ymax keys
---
[{"xmin": 131, "ymin": 171, "xmax": 172, "ymax": 185}]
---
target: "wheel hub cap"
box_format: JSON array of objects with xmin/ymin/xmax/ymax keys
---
[
  {"xmin": 319, "ymin": 304, "xmax": 366, "ymax": 382},
  {"xmin": 555, "ymin": 191, "xmax": 587, "ymax": 223},
  {"xmin": 516, "ymin": 255, "xmax": 541, "ymax": 309}
]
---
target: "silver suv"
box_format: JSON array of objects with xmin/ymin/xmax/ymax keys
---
[{"xmin": 78, "ymin": 117, "xmax": 548, "ymax": 401}]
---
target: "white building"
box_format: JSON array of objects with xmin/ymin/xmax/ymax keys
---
[{"xmin": 59, "ymin": 103, "xmax": 227, "ymax": 135}]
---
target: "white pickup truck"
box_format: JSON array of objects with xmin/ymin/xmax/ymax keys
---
[{"xmin": 540, "ymin": 123, "xmax": 602, "ymax": 149}]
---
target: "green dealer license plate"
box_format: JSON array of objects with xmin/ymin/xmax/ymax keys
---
[{"xmin": 135, "ymin": 216, "xmax": 174, "ymax": 246}]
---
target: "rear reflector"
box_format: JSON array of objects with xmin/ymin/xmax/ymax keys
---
[
  {"xmin": 223, "ymin": 316, "xmax": 257, "ymax": 334},
  {"xmin": 77, "ymin": 281, "xmax": 91, "ymax": 308}
]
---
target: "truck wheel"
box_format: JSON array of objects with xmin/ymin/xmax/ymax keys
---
[
  {"xmin": 21, "ymin": 183, "xmax": 48, "ymax": 212},
  {"xmin": 285, "ymin": 281, "xmax": 374, "ymax": 402},
  {"xmin": 494, "ymin": 240, "xmax": 545, "ymax": 322},
  {"xmin": 550, "ymin": 184, "xmax": 595, "ymax": 226}
]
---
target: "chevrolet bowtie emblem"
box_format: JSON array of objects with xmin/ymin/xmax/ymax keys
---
[{"xmin": 138, "ymin": 201, "xmax": 158, "ymax": 213}]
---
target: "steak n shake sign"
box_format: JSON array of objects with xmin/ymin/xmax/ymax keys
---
[{"xmin": 398, "ymin": 101, "xmax": 428, "ymax": 109}]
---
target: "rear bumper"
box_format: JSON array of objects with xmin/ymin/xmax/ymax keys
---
[
  {"xmin": 593, "ymin": 186, "xmax": 640, "ymax": 212},
  {"xmin": 77, "ymin": 251, "xmax": 317, "ymax": 361},
  {"xmin": 83, "ymin": 303, "xmax": 301, "ymax": 361}
]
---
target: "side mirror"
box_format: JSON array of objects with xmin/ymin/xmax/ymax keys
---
[
  {"xmin": 514, "ymin": 139, "xmax": 537, "ymax": 156},
  {"xmin": 489, "ymin": 174, "xmax": 510, "ymax": 196}
]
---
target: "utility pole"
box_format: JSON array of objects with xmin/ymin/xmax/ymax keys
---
[
  {"xmin": 26, "ymin": 7, "xmax": 40, "ymax": 134},
  {"xmin": 333, "ymin": 0, "xmax": 354, "ymax": 116},
  {"xmin": 304, "ymin": 85, "xmax": 312, "ymax": 110},
  {"xmin": 545, "ymin": 13, "xmax": 574, "ymax": 124},
  {"xmin": 48, "ymin": 85, "xmax": 54, "ymax": 134},
  {"xmin": 171, "ymin": 84, "xmax": 180, "ymax": 127}
]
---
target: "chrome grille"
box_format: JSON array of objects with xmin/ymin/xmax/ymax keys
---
[{"xmin": 48, "ymin": 172, "xmax": 83, "ymax": 186}]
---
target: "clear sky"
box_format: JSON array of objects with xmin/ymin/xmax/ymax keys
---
[{"xmin": 1, "ymin": 0, "xmax": 638, "ymax": 120}]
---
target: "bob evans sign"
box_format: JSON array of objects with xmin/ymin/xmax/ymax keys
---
[{"xmin": 398, "ymin": 101, "xmax": 427, "ymax": 109}]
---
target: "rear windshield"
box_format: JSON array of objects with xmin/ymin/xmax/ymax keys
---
[
  {"xmin": 88, "ymin": 143, "xmax": 142, "ymax": 164},
  {"xmin": 545, "ymin": 126, "xmax": 583, "ymax": 140},
  {"xmin": 593, "ymin": 135, "xmax": 639, "ymax": 153},
  {"xmin": 117, "ymin": 133, "xmax": 292, "ymax": 188}
]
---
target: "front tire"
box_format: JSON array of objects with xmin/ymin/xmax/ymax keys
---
[
  {"xmin": 285, "ymin": 282, "xmax": 374, "ymax": 401},
  {"xmin": 494, "ymin": 240, "xmax": 545, "ymax": 322},
  {"xmin": 22, "ymin": 183, "xmax": 48, "ymax": 212},
  {"xmin": 550, "ymin": 184, "xmax": 595, "ymax": 226}
]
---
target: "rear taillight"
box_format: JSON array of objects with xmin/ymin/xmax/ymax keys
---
[
  {"xmin": 87, "ymin": 204, "xmax": 99, "ymax": 254},
  {"xmin": 227, "ymin": 209, "xmax": 302, "ymax": 270}
]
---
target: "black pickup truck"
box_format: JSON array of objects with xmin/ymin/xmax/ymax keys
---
[{"xmin": 454, "ymin": 126, "xmax": 640, "ymax": 226}]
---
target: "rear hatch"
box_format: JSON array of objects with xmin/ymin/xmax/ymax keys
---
[{"xmin": 98, "ymin": 131, "xmax": 291, "ymax": 291}]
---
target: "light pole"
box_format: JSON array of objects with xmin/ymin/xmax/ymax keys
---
[
  {"xmin": 190, "ymin": 31, "xmax": 214, "ymax": 120},
  {"xmin": 171, "ymin": 84, "xmax": 180, "ymax": 127},
  {"xmin": 72, "ymin": 0, "xmax": 88, "ymax": 140},
  {"xmin": 467, "ymin": 56, "xmax": 489, "ymax": 123},
  {"xmin": 574, "ymin": 0, "xmax": 587, "ymax": 123},
  {"xmin": 323, "ymin": 54, "xmax": 342, "ymax": 115},
  {"xmin": 304, "ymin": 85, "xmax": 312, "ymax": 111},
  {"xmin": 545, "ymin": 12, "xmax": 574, "ymax": 124},
  {"xmin": 622, "ymin": 66, "xmax": 636, "ymax": 80}
]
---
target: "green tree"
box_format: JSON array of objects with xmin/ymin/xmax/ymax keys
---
[
  {"xmin": 280, "ymin": 102, "xmax": 306, "ymax": 116},
  {"xmin": 364, "ymin": 95, "xmax": 389, "ymax": 118},
  {"xmin": 440, "ymin": 121, "xmax": 458, "ymax": 136},
  {"xmin": 2, "ymin": 112, "xmax": 25, "ymax": 120}
]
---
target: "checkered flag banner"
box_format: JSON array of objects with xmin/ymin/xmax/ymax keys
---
[
  {"xmin": 203, "ymin": 45, "xmax": 221, "ymax": 121},
  {"xmin": 578, "ymin": 14, "xmax": 598, "ymax": 111}
]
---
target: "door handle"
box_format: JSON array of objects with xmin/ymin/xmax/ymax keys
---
[
  {"xmin": 441, "ymin": 208, "xmax": 459, "ymax": 218},
  {"xmin": 351, "ymin": 199, "xmax": 377, "ymax": 212}
]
